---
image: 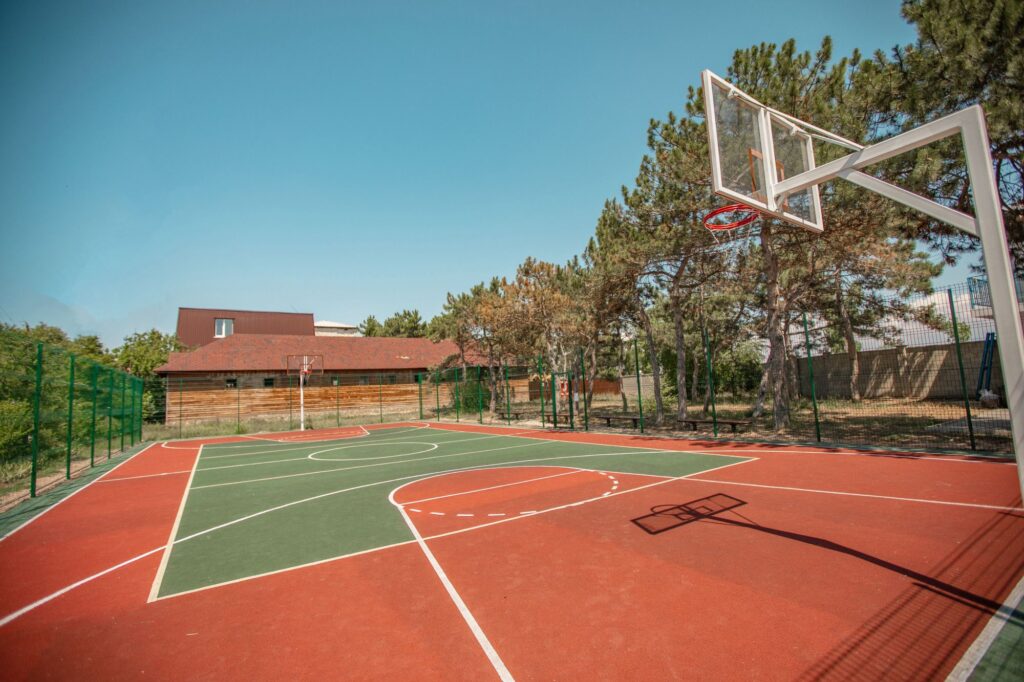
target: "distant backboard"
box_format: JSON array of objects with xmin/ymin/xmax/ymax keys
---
[
  {"xmin": 285, "ymin": 354, "xmax": 325, "ymax": 375},
  {"xmin": 703, "ymin": 70, "xmax": 823, "ymax": 232}
]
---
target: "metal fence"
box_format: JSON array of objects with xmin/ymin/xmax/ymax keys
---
[{"xmin": 0, "ymin": 331, "xmax": 143, "ymax": 509}]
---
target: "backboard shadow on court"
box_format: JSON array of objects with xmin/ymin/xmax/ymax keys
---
[{"xmin": 631, "ymin": 493, "xmax": 747, "ymax": 535}]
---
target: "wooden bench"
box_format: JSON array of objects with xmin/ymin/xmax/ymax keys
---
[
  {"xmin": 675, "ymin": 417, "xmax": 752, "ymax": 433},
  {"xmin": 592, "ymin": 413, "xmax": 642, "ymax": 429}
]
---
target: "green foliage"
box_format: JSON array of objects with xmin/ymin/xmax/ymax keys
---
[
  {"xmin": 381, "ymin": 309, "xmax": 426, "ymax": 337},
  {"xmin": 359, "ymin": 315, "xmax": 383, "ymax": 337},
  {"xmin": 114, "ymin": 329, "xmax": 182, "ymax": 377}
]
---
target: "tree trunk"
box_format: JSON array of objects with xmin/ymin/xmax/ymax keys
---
[
  {"xmin": 636, "ymin": 307, "xmax": 664, "ymax": 425},
  {"xmin": 616, "ymin": 325, "xmax": 628, "ymax": 412},
  {"xmin": 760, "ymin": 223, "xmax": 790, "ymax": 429},
  {"xmin": 487, "ymin": 363, "xmax": 499, "ymax": 415},
  {"xmin": 836, "ymin": 274, "xmax": 861, "ymax": 402},
  {"xmin": 671, "ymin": 301, "xmax": 689, "ymax": 420}
]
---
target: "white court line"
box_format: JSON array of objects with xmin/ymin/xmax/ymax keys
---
[
  {"xmin": 414, "ymin": 457, "xmax": 760, "ymax": 542},
  {"xmin": 400, "ymin": 468, "xmax": 587, "ymax": 505},
  {"xmin": 0, "ymin": 545, "xmax": 166, "ymax": 628},
  {"xmin": 946, "ymin": 573, "xmax": 1024, "ymax": 680},
  {"xmin": 198, "ymin": 427, "xmax": 510, "ymax": 461},
  {"xmin": 0, "ymin": 442, "xmax": 161, "ymax": 542},
  {"xmin": 148, "ymin": 444, "xmax": 204, "ymax": 602},
  {"xmin": 190, "ymin": 440, "xmax": 548, "ymax": 490},
  {"xmin": 99, "ymin": 470, "xmax": 193, "ymax": 483},
  {"xmin": 157, "ymin": 423, "xmax": 430, "ymax": 451},
  {"xmin": 687, "ymin": 477, "xmax": 1023, "ymax": 511},
  {"xmin": 0, "ymin": 446, "xmax": 748, "ymax": 623},
  {"xmin": 425, "ymin": 422, "xmax": 1015, "ymax": 464},
  {"xmin": 306, "ymin": 442, "xmax": 439, "ymax": 462},
  {"xmin": 390, "ymin": 491, "xmax": 515, "ymax": 682}
]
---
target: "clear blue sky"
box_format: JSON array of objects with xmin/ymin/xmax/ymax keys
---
[{"xmin": 2, "ymin": 0, "xmax": 966, "ymax": 347}]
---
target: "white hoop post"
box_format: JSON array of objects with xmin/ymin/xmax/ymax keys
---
[{"xmin": 299, "ymin": 356, "xmax": 309, "ymax": 431}]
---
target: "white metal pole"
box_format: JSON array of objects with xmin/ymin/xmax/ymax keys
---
[
  {"xmin": 300, "ymin": 372, "xmax": 306, "ymax": 431},
  {"xmin": 963, "ymin": 109, "xmax": 1024, "ymax": 500}
]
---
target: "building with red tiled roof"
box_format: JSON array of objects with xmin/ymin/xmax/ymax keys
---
[
  {"xmin": 156, "ymin": 334, "xmax": 464, "ymax": 378},
  {"xmin": 175, "ymin": 308, "xmax": 315, "ymax": 348}
]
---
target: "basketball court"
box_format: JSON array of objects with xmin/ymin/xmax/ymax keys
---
[{"xmin": 1, "ymin": 421, "xmax": 1021, "ymax": 679}]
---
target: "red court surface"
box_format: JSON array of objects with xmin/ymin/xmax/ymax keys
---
[{"xmin": 0, "ymin": 422, "xmax": 1021, "ymax": 680}]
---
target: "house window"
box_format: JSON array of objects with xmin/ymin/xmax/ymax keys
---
[
  {"xmin": 332, "ymin": 377, "xmax": 339, "ymax": 386},
  {"xmin": 264, "ymin": 378, "xmax": 275, "ymax": 388},
  {"xmin": 214, "ymin": 318, "xmax": 234, "ymax": 338},
  {"xmin": 226, "ymin": 378, "xmax": 238, "ymax": 389}
]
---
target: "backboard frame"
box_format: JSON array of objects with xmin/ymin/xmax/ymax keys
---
[{"xmin": 702, "ymin": 70, "xmax": 823, "ymax": 232}]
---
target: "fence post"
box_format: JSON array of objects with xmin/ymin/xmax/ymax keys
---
[
  {"xmin": 30, "ymin": 343, "xmax": 43, "ymax": 497},
  {"xmin": 336, "ymin": 376, "xmax": 341, "ymax": 426},
  {"xmin": 434, "ymin": 370, "xmax": 440, "ymax": 421},
  {"xmin": 90, "ymin": 365, "xmax": 99, "ymax": 467},
  {"xmin": 129, "ymin": 375, "xmax": 136, "ymax": 447},
  {"xmin": 579, "ymin": 349, "xmax": 589, "ymax": 431},
  {"xmin": 378, "ymin": 373, "xmax": 384, "ymax": 423},
  {"xmin": 417, "ymin": 373, "xmax": 423, "ymax": 420},
  {"xmin": 947, "ymin": 289, "xmax": 977, "ymax": 450},
  {"xmin": 477, "ymin": 367, "xmax": 483, "ymax": 424},
  {"xmin": 504, "ymin": 364, "xmax": 511, "ymax": 426},
  {"xmin": 537, "ymin": 356, "xmax": 546, "ymax": 428},
  {"xmin": 634, "ymin": 338, "xmax": 644, "ymax": 434},
  {"xmin": 178, "ymin": 376, "xmax": 183, "ymax": 440},
  {"xmin": 120, "ymin": 373, "xmax": 127, "ymax": 452},
  {"xmin": 107, "ymin": 368, "xmax": 114, "ymax": 458},
  {"xmin": 801, "ymin": 312, "xmax": 822, "ymax": 442},
  {"xmin": 236, "ymin": 379, "xmax": 241, "ymax": 432},
  {"xmin": 702, "ymin": 328, "xmax": 718, "ymax": 437},
  {"xmin": 135, "ymin": 378, "xmax": 142, "ymax": 443},
  {"xmin": 567, "ymin": 371, "xmax": 575, "ymax": 431},
  {"xmin": 66, "ymin": 353, "xmax": 76, "ymax": 479},
  {"xmin": 550, "ymin": 372, "xmax": 558, "ymax": 426},
  {"xmin": 454, "ymin": 368, "xmax": 461, "ymax": 422}
]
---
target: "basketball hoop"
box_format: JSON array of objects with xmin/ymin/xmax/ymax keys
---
[{"xmin": 703, "ymin": 204, "xmax": 760, "ymax": 232}]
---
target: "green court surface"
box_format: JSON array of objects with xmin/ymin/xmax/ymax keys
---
[{"xmin": 154, "ymin": 425, "xmax": 749, "ymax": 598}]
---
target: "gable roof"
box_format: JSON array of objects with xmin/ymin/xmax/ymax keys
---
[
  {"xmin": 176, "ymin": 308, "xmax": 315, "ymax": 347},
  {"xmin": 156, "ymin": 334, "xmax": 465, "ymax": 374}
]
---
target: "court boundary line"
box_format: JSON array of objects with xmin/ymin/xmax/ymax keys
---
[
  {"xmin": 197, "ymin": 427, "xmax": 529, "ymax": 461},
  {"xmin": 400, "ymin": 467, "xmax": 587, "ymax": 505},
  {"xmin": 423, "ymin": 421, "xmax": 1016, "ymax": 464},
  {"xmin": 190, "ymin": 439, "xmax": 551, "ymax": 490},
  {"xmin": 0, "ymin": 442, "xmax": 159, "ymax": 542},
  {"xmin": 156, "ymin": 423, "xmax": 430, "ymax": 450},
  {"xmin": 99, "ymin": 470, "xmax": 194, "ymax": 483},
  {"xmin": 687, "ymin": 477, "xmax": 1023, "ymax": 511},
  {"xmin": 946, "ymin": 573, "xmax": 1024, "ymax": 680},
  {"xmin": 391, "ymin": 491, "xmax": 515, "ymax": 681},
  {"xmin": 147, "ymin": 443, "xmax": 204, "ymax": 602}
]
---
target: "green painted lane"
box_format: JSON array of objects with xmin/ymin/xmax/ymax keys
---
[{"xmin": 156, "ymin": 434, "xmax": 749, "ymax": 597}]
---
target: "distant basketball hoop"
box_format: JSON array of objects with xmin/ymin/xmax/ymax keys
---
[{"xmin": 285, "ymin": 354, "xmax": 324, "ymax": 431}]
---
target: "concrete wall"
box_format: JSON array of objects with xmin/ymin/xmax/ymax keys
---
[{"xmin": 794, "ymin": 340, "xmax": 1003, "ymax": 400}]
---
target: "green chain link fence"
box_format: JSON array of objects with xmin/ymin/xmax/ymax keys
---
[{"xmin": 0, "ymin": 331, "xmax": 142, "ymax": 508}]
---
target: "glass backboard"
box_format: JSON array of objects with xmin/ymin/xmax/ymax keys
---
[{"xmin": 703, "ymin": 70, "xmax": 823, "ymax": 232}]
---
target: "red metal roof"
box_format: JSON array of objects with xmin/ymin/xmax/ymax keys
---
[
  {"xmin": 156, "ymin": 334, "xmax": 469, "ymax": 374},
  {"xmin": 176, "ymin": 308, "xmax": 315, "ymax": 347}
]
